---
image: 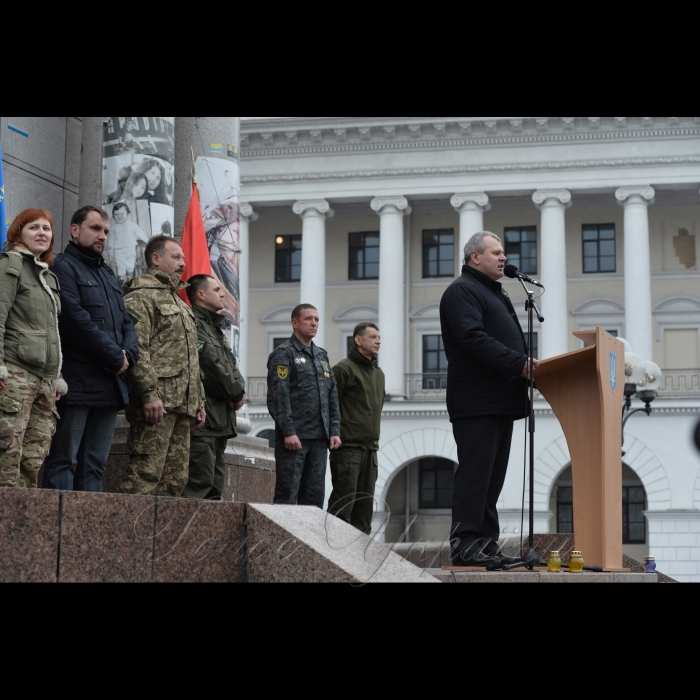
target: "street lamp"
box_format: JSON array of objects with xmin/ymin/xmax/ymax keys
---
[{"xmin": 623, "ymin": 353, "xmax": 663, "ymax": 449}]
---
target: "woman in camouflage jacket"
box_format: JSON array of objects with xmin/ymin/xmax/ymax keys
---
[{"xmin": 0, "ymin": 209, "xmax": 68, "ymax": 488}]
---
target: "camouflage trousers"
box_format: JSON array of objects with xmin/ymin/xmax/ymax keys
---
[
  {"xmin": 274, "ymin": 438, "xmax": 329, "ymax": 509},
  {"xmin": 0, "ymin": 362, "xmax": 59, "ymax": 489},
  {"xmin": 120, "ymin": 408, "xmax": 192, "ymax": 498}
]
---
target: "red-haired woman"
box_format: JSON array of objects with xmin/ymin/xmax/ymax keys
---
[{"xmin": 0, "ymin": 209, "xmax": 68, "ymax": 489}]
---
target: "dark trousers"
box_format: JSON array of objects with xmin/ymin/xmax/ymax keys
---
[
  {"xmin": 328, "ymin": 447, "xmax": 378, "ymax": 535},
  {"xmin": 43, "ymin": 405, "xmax": 118, "ymax": 493},
  {"xmin": 183, "ymin": 435, "xmax": 228, "ymax": 501},
  {"xmin": 274, "ymin": 438, "xmax": 328, "ymax": 509},
  {"xmin": 451, "ymin": 416, "xmax": 514, "ymax": 561}
]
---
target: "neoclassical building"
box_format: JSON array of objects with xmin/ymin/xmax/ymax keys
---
[
  {"xmin": 238, "ymin": 117, "xmax": 700, "ymax": 582},
  {"xmin": 2, "ymin": 116, "xmax": 700, "ymax": 581}
]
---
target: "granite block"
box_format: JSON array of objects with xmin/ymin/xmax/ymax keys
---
[
  {"xmin": 539, "ymin": 573, "xmax": 615, "ymax": 584},
  {"xmin": 58, "ymin": 492, "xmax": 156, "ymax": 583},
  {"xmin": 153, "ymin": 499, "xmax": 245, "ymax": 583},
  {"xmin": 452, "ymin": 572, "xmax": 541, "ymax": 584},
  {"xmin": 222, "ymin": 462, "xmax": 239, "ymax": 503},
  {"xmin": 391, "ymin": 543, "xmax": 451, "ymax": 569},
  {"xmin": 425, "ymin": 570, "xmax": 454, "ymax": 583},
  {"xmin": 247, "ymin": 505, "xmax": 439, "ymax": 584},
  {"xmin": 236, "ymin": 465, "xmax": 274, "ymax": 505},
  {"xmin": 0, "ymin": 488, "xmax": 60, "ymax": 583},
  {"xmin": 614, "ymin": 574, "xmax": 658, "ymax": 584}
]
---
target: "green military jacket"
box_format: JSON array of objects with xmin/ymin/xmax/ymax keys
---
[
  {"xmin": 267, "ymin": 334, "xmax": 341, "ymax": 441},
  {"xmin": 333, "ymin": 348, "xmax": 386, "ymax": 451},
  {"xmin": 123, "ymin": 269, "xmax": 205, "ymax": 417},
  {"xmin": 191, "ymin": 305, "xmax": 246, "ymax": 438},
  {"xmin": 0, "ymin": 247, "xmax": 65, "ymax": 385}
]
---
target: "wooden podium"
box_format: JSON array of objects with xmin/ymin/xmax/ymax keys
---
[{"xmin": 535, "ymin": 328, "xmax": 626, "ymax": 571}]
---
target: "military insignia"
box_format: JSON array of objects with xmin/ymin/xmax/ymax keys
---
[
  {"xmin": 295, "ymin": 358, "xmax": 302, "ymax": 365},
  {"xmin": 197, "ymin": 341, "xmax": 205, "ymax": 354},
  {"xmin": 125, "ymin": 295, "xmax": 135, "ymax": 303},
  {"xmin": 301, "ymin": 358, "xmax": 307, "ymax": 364},
  {"xmin": 277, "ymin": 366, "xmax": 290, "ymax": 381}
]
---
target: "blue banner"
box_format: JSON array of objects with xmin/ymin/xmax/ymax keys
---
[{"xmin": 0, "ymin": 143, "xmax": 6, "ymax": 248}]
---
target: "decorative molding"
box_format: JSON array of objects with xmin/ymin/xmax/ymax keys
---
[
  {"xmin": 241, "ymin": 117, "xmax": 700, "ymax": 159},
  {"xmin": 616, "ymin": 185, "xmax": 656, "ymax": 206},
  {"xmin": 451, "ymin": 192, "xmax": 491, "ymax": 213},
  {"xmin": 533, "ymin": 189, "xmax": 573, "ymax": 208},
  {"xmin": 240, "ymin": 203, "xmax": 258, "ymax": 222},
  {"xmin": 370, "ymin": 196, "xmax": 410, "ymax": 215},
  {"xmin": 653, "ymin": 294, "xmax": 700, "ymax": 342},
  {"xmin": 292, "ymin": 199, "xmax": 334, "ymax": 219},
  {"xmin": 243, "ymin": 156, "xmax": 700, "ymax": 185}
]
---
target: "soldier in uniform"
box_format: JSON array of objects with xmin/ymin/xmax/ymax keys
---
[
  {"xmin": 267, "ymin": 304, "xmax": 341, "ymax": 508},
  {"xmin": 119, "ymin": 236, "xmax": 206, "ymax": 497},
  {"xmin": 183, "ymin": 275, "xmax": 246, "ymax": 501}
]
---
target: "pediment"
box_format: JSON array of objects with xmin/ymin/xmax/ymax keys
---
[
  {"xmin": 571, "ymin": 298, "xmax": 625, "ymax": 316},
  {"xmin": 654, "ymin": 296, "xmax": 700, "ymax": 314}
]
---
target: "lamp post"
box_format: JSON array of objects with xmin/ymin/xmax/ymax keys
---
[{"xmin": 623, "ymin": 353, "xmax": 662, "ymax": 451}]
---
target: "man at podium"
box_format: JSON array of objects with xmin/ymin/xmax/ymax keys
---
[{"xmin": 440, "ymin": 233, "xmax": 539, "ymax": 568}]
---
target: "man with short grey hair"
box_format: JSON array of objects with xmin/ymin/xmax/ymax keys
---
[{"xmin": 440, "ymin": 232, "xmax": 539, "ymax": 568}]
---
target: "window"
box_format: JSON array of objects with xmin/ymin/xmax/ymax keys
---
[
  {"xmin": 273, "ymin": 338, "xmax": 288, "ymax": 350},
  {"xmin": 528, "ymin": 332, "xmax": 539, "ymax": 360},
  {"xmin": 423, "ymin": 335, "xmax": 447, "ymax": 390},
  {"xmin": 275, "ymin": 235, "xmax": 302, "ymax": 282},
  {"xmin": 505, "ymin": 227, "xmax": 538, "ymax": 275},
  {"xmin": 557, "ymin": 484, "xmax": 647, "ymax": 544},
  {"xmin": 583, "ymin": 224, "xmax": 616, "ymax": 273},
  {"xmin": 623, "ymin": 486, "xmax": 647, "ymax": 545},
  {"xmin": 557, "ymin": 487, "xmax": 574, "ymax": 534},
  {"xmin": 423, "ymin": 229, "xmax": 455, "ymax": 278},
  {"xmin": 349, "ymin": 232, "xmax": 380, "ymax": 280},
  {"xmin": 347, "ymin": 336, "xmax": 356, "ymax": 355},
  {"xmin": 419, "ymin": 458, "xmax": 455, "ymax": 509}
]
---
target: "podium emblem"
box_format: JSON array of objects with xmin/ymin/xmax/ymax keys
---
[{"xmin": 610, "ymin": 353, "xmax": 617, "ymax": 390}]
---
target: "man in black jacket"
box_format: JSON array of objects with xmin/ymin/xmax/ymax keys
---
[
  {"xmin": 43, "ymin": 206, "xmax": 138, "ymax": 492},
  {"xmin": 440, "ymin": 232, "xmax": 539, "ymax": 568}
]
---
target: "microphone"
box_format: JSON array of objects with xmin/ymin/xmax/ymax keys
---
[{"xmin": 504, "ymin": 265, "xmax": 544, "ymax": 289}]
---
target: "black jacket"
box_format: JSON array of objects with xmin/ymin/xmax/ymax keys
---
[
  {"xmin": 267, "ymin": 335, "xmax": 341, "ymax": 441},
  {"xmin": 440, "ymin": 266, "xmax": 528, "ymax": 421},
  {"xmin": 333, "ymin": 349, "xmax": 386, "ymax": 451},
  {"xmin": 191, "ymin": 305, "xmax": 246, "ymax": 439},
  {"xmin": 51, "ymin": 242, "xmax": 138, "ymax": 408}
]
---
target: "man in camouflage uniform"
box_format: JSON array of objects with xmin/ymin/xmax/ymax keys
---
[
  {"xmin": 267, "ymin": 304, "xmax": 341, "ymax": 508},
  {"xmin": 119, "ymin": 236, "xmax": 206, "ymax": 497},
  {"xmin": 183, "ymin": 275, "xmax": 246, "ymax": 501}
]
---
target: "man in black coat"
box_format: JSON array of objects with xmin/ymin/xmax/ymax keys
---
[
  {"xmin": 440, "ymin": 232, "xmax": 539, "ymax": 568},
  {"xmin": 43, "ymin": 206, "xmax": 138, "ymax": 492}
]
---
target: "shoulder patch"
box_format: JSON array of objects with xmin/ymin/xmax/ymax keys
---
[
  {"xmin": 197, "ymin": 341, "xmax": 205, "ymax": 354},
  {"xmin": 277, "ymin": 366, "xmax": 289, "ymax": 381},
  {"xmin": 124, "ymin": 295, "xmax": 136, "ymax": 303}
]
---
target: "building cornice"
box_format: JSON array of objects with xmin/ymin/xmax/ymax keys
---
[{"xmin": 241, "ymin": 117, "xmax": 700, "ymax": 160}]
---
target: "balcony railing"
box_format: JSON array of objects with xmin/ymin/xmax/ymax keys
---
[
  {"xmin": 656, "ymin": 369, "xmax": 700, "ymax": 399},
  {"xmin": 246, "ymin": 369, "xmax": 700, "ymax": 405}
]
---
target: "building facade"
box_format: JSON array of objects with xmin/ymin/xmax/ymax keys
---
[
  {"xmin": 2, "ymin": 116, "xmax": 700, "ymax": 581},
  {"xmin": 239, "ymin": 117, "xmax": 700, "ymax": 582}
]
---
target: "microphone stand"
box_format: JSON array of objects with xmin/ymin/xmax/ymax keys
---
[{"xmin": 518, "ymin": 276, "xmax": 545, "ymax": 571}]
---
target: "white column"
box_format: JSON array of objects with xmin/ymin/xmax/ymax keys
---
[
  {"xmin": 451, "ymin": 193, "xmax": 491, "ymax": 268},
  {"xmin": 533, "ymin": 190, "xmax": 572, "ymax": 359},
  {"xmin": 239, "ymin": 203, "xmax": 258, "ymax": 380},
  {"xmin": 616, "ymin": 186, "xmax": 655, "ymax": 360},
  {"xmin": 371, "ymin": 196, "xmax": 411, "ymax": 399},
  {"xmin": 293, "ymin": 200, "xmax": 334, "ymax": 349}
]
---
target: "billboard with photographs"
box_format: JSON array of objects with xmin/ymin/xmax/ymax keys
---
[
  {"xmin": 102, "ymin": 117, "xmax": 176, "ymax": 285},
  {"xmin": 195, "ymin": 156, "xmax": 241, "ymax": 358}
]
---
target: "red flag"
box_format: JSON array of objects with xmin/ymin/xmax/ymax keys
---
[{"xmin": 179, "ymin": 183, "xmax": 212, "ymax": 305}]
